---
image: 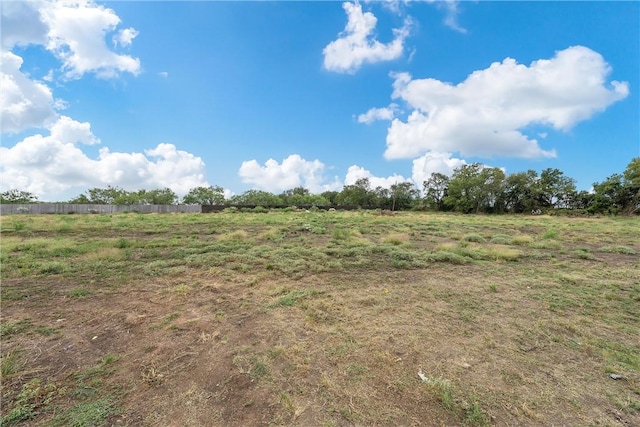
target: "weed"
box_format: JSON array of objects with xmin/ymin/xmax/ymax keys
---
[
  {"xmin": 1, "ymin": 378, "xmax": 57, "ymax": 426},
  {"xmin": 1, "ymin": 348, "xmax": 23, "ymax": 377},
  {"xmin": 115, "ymin": 237, "xmax": 131, "ymax": 248},
  {"xmin": 70, "ymin": 288, "xmax": 91, "ymax": 298},
  {"xmin": 50, "ymin": 398, "xmax": 116, "ymax": 427},
  {"xmin": 38, "ymin": 261, "xmax": 66, "ymax": 275},
  {"xmin": 463, "ymin": 234, "xmax": 486, "ymax": 243},
  {"xmin": 598, "ymin": 245, "xmax": 637, "ymax": 255},
  {"xmin": 268, "ymin": 290, "xmax": 318, "ymax": 308}
]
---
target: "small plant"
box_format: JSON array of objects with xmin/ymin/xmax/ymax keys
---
[
  {"xmin": 13, "ymin": 221, "xmax": 27, "ymax": 231},
  {"xmin": 463, "ymin": 234, "xmax": 486, "ymax": 243},
  {"xmin": 38, "ymin": 261, "xmax": 65, "ymax": 275},
  {"xmin": 70, "ymin": 288, "xmax": 91, "ymax": 298},
  {"xmin": 1, "ymin": 348, "xmax": 22, "ymax": 377},
  {"xmin": 115, "ymin": 237, "xmax": 131, "ymax": 248},
  {"xmin": 598, "ymin": 245, "xmax": 637, "ymax": 255}
]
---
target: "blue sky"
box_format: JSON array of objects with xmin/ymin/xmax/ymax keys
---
[{"xmin": 1, "ymin": 1, "xmax": 638, "ymax": 201}]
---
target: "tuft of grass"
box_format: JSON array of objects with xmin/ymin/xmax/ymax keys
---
[
  {"xmin": 381, "ymin": 233, "xmax": 410, "ymax": 245},
  {"xmin": 115, "ymin": 237, "xmax": 131, "ymax": 248},
  {"xmin": 598, "ymin": 245, "xmax": 637, "ymax": 255},
  {"xmin": 463, "ymin": 234, "xmax": 486, "ymax": 243},
  {"xmin": 1, "ymin": 348, "xmax": 23, "ymax": 377},
  {"xmin": 511, "ymin": 234, "xmax": 533, "ymax": 245},
  {"xmin": 572, "ymin": 248, "xmax": 595, "ymax": 260},
  {"xmin": 268, "ymin": 290, "xmax": 318, "ymax": 308},
  {"xmin": 490, "ymin": 234, "xmax": 511, "ymax": 245},
  {"xmin": 1, "ymin": 378, "xmax": 57, "ymax": 426},
  {"xmin": 70, "ymin": 288, "xmax": 91, "ymax": 298},
  {"xmin": 38, "ymin": 261, "xmax": 66, "ymax": 275},
  {"xmin": 50, "ymin": 398, "xmax": 116, "ymax": 427}
]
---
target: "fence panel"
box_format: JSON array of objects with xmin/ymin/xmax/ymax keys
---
[{"xmin": 0, "ymin": 204, "xmax": 202, "ymax": 215}]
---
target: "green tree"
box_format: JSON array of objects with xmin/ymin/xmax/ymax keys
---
[
  {"xmin": 389, "ymin": 181, "xmax": 419, "ymax": 210},
  {"xmin": 534, "ymin": 168, "xmax": 576, "ymax": 209},
  {"xmin": 336, "ymin": 178, "xmax": 375, "ymax": 206},
  {"xmin": 422, "ymin": 172, "xmax": 450, "ymax": 211},
  {"xmin": 622, "ymin": 157, "xmax": 640, "ymax": 214},
  {"xmin": 229, "ymin": 190, "xmax": 283, "ymax": 206},
  {"xmin": 182, "ymin": 186, "xmax": 226, "ymax": 205},
  {"xmin": 445, "ymin": 164, "xmax": 505, "ymax": 213},
  {"xmin": 320, "ymin": 191, "xmax": 339, "ymax": 205},
  {"xmin": 138, "ymin": 188, "xmax": 178, "ymax": 205},
  {"xmin": 1, "ymin": 189, "xmax": 39, "ymax": 204},
  {"xmin": 503, "ymin": 170, "xmax": 538, "ymax": 213},
  {"xmin": 73, "ymin": 186, "xmax": 128, "ymax": 204}
]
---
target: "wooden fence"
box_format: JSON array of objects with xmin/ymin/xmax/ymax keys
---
[{"xmin": 0, "ymin": 204, "xmax": 202, "ymax": 215}]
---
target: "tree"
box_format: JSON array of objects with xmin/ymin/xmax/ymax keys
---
[
  {"xmin": 534, "ymin": 168, "xmax": 576, "ymax": 209},
  {"xmin": 422, "ymin": 173, "xmax": 449, "ymax": 211},
  {"xmin": 79, "ymin": 186, "xmax": 128, "ymax": 204},
  {"xmin": 139, "ymin": 188, "xmax": 178, "ymax": 205},
  {"xmin": 445, "ymin": 163, "xmax": 505, "ymax": 213},
  {"xmin": 389, "ymin": 181, "xmax": 419, "ymax": 210},
  {"xmin": 622, "ymin": 157, "xmax": 640, "ymax": 214},
  {"xmin": 503, "ymin": 170, "xmax": 538, "ymax": 213},
  {"xmin": 1, "ymin": 189, "xmax": 38, "ymax": 204},
  {"xmin": 336, "ymin": 178, "xmax": 375, "ymax": 206},
  {"xmin": 279, "ymin": 187, "xmax": 329, "ymax": 206},
  {"xmin": 320, "ymin": 191, "xmax": 339, "ymax": 205},
  {"xmin": 182, "ymin": 186, "xmax": 226, "ymax": 205},
  {"xmin": 229, "ymin": 190, "xmax": 283, "ymax": 206}
]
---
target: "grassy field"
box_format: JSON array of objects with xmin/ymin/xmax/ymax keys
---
[{"xmin": 1, "ymin": 210, "xmax": 639, "ymax": 426}]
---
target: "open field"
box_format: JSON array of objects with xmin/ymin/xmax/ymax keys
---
[{"xmin": 1, "ymin": 211, "xmax": 639, "ymax": 426}]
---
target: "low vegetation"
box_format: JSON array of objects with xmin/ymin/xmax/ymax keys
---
[{"xmin": 1, "ymin": 210, "xmax": 638, "ymax": 426}]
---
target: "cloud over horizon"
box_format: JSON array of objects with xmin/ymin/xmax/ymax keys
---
[
  {"xmin": 238, "ymin": 155, "xmax": 341, "ymax": 194},
  {"xmin": 0, "ymin": 117, "xmax": 208, "ymax": 200},
  {"xmin": 384, "ymin": 45, "xmax": 629, "ymax": 160},
  {"xmin": 1, "ymin": 1, "xmax": 208, "ymax": 201}
]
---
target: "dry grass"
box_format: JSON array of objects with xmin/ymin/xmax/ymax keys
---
[{"xmin": 1, "ymin": 211, "xmax": 638, "ymax": 426}]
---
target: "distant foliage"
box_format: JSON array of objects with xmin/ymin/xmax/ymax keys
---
[
  {"xmin": 1, "ymin": 190, "xmax": 38, "ymax": 204},
  {"xmin": 6, "ymin": 157, "xmax": 639, "ymax": 215}
]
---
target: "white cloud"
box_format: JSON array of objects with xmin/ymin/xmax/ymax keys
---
[
  {"xmin": 0, "ymin": 1, "xmax": 48, "ymax": 49},
  {"xmin": 344, "ymin": 165, "xmax": 409, "ymax": 189},
  {"xmin": 1, "ymin": 51, "xmax": 58, "ymax": 134},
  {"xmin": 50, "ymin": 116, "xmax": 100, "ymax": 145},
  {"xmin": 425, "ymin": 0, "xmax": 466, "ymax": 33},
  {"xmin": 238, "ymin": 154, "xmax": 341, "ymax": 193},
  {"xmin": 385, "ymin": 46, "xmax": 629, "ymax": 160},
  {"xmin": 357, "ymin": 104, "xmax": 398, "ymax": 124},
  {"xmin": 158, "ymin": 71, "xmax": 169, "ymax": 78},
  {"xmin": 0, "ymin": 117, "xmax": 208, "ymax": 200},
  {"xmin": 113, "ymin": 27, "xmax": 139, "ymax": 47},
  {"xmin": 37, "ymin": 0, "xmax": 141, "ymax": 79},
  {"xmin": 323, "ymin": 1, "xmax": 411, "ymax": 74},
  {"xmin": 411, "ymin": 151, "xmax": 466, "ymax": 185}
]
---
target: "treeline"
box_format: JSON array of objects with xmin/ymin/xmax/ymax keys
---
[{"xmin": 2, "ymin": 158, "xmax": 638, "ymax": 215}]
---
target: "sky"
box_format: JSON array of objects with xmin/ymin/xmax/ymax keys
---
[{"xmin": 1, "ymin": 0, "xmax": 639, "ymax": 202}]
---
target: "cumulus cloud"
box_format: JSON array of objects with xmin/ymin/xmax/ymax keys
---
[
  {"xmin": 384, "ymin": 46, "xmax": 629, "ymax": 160},
  {"xmin": 357, "ymin": 104, "xmax": 398, "ymax": 124},
  {"xmin": 323, "ymin": 1, "xmax": 410, "ymax": 74},
  {"xmin": 0, "ymin": 1, "xmax": 48, "ymax": 49},
  {"xmin": 238, "ymin": 155, "xmax": 341, "ymax": 193},
  {"xmin": 113, "ymin": 28, "xmax": 139, "ymax": 47},
  {"xmin": 1, "ymin": 51, "xmax": 58, "ymax": 134},
  {"xmin": 344, "ymin": 165, "xmax": 410, "ymax": 189},
  {"xmin": 35, "ymin": 0, "xmax": 141, "ymax": 79},
  {"xmin": 411, "ymin": 152, "xmax": 466, "ymax": 185},
  {"xmin": 0, "ymin": 117, "xmax": 208, "ymax": 200}
]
